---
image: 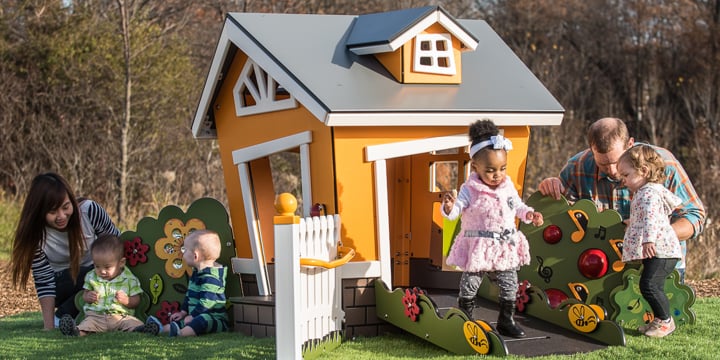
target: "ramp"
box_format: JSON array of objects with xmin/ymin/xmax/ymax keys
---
[{"xmin": 376, "ymin": 280, "xmax": 624, "ymax": 357}]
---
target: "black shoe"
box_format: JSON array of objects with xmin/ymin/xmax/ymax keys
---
[
  {"xmin": 458, "ymin": 297, "xmax": 476, "ymax": 319},
  {"xmin": 497, "ymin": 300, "xmax": 526, "ymax": 338},
  {"xmin": 59, "ymin": 314, "xmax": 79, "ymax": 336}
]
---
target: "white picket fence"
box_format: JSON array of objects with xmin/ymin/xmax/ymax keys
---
[{"xmin": 275, "ymin": 214, "xmax": 345, "ymax": 360}]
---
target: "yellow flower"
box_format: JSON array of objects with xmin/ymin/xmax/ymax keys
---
[{"xmin": 154, "ymin": 218, "xmax": 206, "ymax": 278}]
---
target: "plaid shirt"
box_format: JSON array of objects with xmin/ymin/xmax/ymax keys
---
[{"xmin": 559, "ymin": 143, "xmax": 706, "ymax": 268}]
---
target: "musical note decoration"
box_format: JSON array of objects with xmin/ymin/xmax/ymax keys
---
[
  {"xmin": 568, "ymin": 209, "xmax": 589, "ymax": 243},
  {"xmin": 609, "ymin": 239, "xmax": 625, "ymax": 272},
  {"xmin": 536, "ymin": 256, "xmax": 553, "ymax": 283}
]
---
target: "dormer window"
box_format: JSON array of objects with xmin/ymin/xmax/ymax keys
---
[{"xmin": 413, "ymin": 33, "xmax": 456, "ymax": 75}]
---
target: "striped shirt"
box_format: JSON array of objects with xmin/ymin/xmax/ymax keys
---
[
  {"xmin": 31, "ymin": 200, "xmax": 120, "ymax": 299},
  {"xmin": 559, "ymin": 143, "xmax": 706, "ymax": 268},
  {"xmin": 182, "ymin": 265, "xmax": 228, "ymax": 322}
]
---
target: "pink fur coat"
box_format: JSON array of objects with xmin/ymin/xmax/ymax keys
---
[{"xmin": 443, "ymin": 174, "xmax": 533, "ymax": 272}]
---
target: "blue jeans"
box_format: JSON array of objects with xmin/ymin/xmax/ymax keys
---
[
  {"xmin": 54, "ymin": 265, "xmax": 93, "ymax": 318},
  {"xmin": 640, "ymin": 258, "xmax": 678, "ymax": 320}
]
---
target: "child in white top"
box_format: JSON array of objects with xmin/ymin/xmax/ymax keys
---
[{"xmin": 618, "ymin": 145, "xmax": 682, "ymax": 338}]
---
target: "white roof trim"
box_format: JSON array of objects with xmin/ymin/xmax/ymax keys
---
[
  {"xmin": 437, "ymin": 11, "xmax": 478, "ymax": 51},
  {"xmin": 192, "ymin": 20, "xmax": 329, "ymax": 139},
  {"xmin": 348, "ymin": 10, "xmax": 478, "ymax": 56},
  {"xmin": 192, "ymin": 22, "xmax": 233, "ymax": 139},
  {"xmin": 326, "ymin": 112, "xmax": 563, "ymax": 127},
  {"xmin": 366, "ymin": 134, "xmax": 468, "ymax": 162}
]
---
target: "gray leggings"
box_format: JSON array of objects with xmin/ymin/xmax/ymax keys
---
[{"xmin": 459, "ymin": 270, "xmax": 518, "ymax": 302}]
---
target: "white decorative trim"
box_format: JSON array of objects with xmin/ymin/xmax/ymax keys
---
[
  {"xmin": 325, "ymin": 112, "xmax": 564, "ymax": 127},
  {"xmin": 348, "ymin": 9, "xmax": 478, "ymax": 55},
  {"xmin": 231, "ymin": 131, "xmax": 314, "ymax": 296},
  {"xmin": 237, "ymin": 163, "xmax": 272, "ymax": 296},
  {"xmin": 436, "ymin": 11, "xmax": 478, "ymax": 51},
  {"xmin": 192, "ymin": 19, "xmax": 329, "ymax": 139},
  {"xmin": 232, "ymin": 131, "xmax": 313, "ymax": 164},
  {"xmin": 366, "ymin": 134, "xmax": 468, "ymax": 162},
  {"xmin": 373, "ymin": 160, "xmax": 393, "ymax": 286},
  {"xmin": 413, "ymin": 33, "xmax": 456, "ymax": 75},
  {"xmin": 233, "ymin": 58, "xmax": 297, "ymax": 116},
  {"xmin": 339, "ymin": 261, "xmax": 383, "ymax": 279}
]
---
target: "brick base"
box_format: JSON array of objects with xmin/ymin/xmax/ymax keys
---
[{"xmin": 231, "ymin": 276, "xmax": 392, "ymax": 339}]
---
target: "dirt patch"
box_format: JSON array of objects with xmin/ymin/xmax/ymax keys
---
[
  {"xmin": 0, "ymin": 260, "xmax": 40, "ymax": 318},
  {"xmin": 0, "ymin": 260, "xmax": 718, "ymax": 318}
]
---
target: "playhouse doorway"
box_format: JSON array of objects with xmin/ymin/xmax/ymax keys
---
[{"xmin": 387, "ymin": 147, "xmax": 469, "ymax": 288}]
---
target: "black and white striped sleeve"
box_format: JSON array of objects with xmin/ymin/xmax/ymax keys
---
[
  {"xmin": 31, "ymin": 247, "xmax": 56, "ymax": 299},
  {"xmin": 84, "ymin": 200, "xmax": 120, "ymax": 236}
]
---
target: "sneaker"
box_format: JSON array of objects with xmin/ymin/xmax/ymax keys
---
[
  {"xmin": 644, "ymin": 317, "xmax": 676, "ymax": 338},
  {"xmin": 637, "ymin": 319, "xmax": 657, "ymax": 334},
  {"xmin": 168, "ymin": 321, "xmax": 180, "ymax": 337},
  {"xmin": 133, "ymin": 317, "xmax": 161, "ymax": 335},
  {"xmin": 59, "ymin": 314, "xmax": 79, "ymax": 336}
]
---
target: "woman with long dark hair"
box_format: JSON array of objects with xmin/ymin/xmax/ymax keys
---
[{"xmin": 10, "ymin": 173, "xmax": 119, "ymax": 330}]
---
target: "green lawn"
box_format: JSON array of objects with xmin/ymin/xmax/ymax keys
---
[{"xmin": 1, "ymin": 297, "xmax": 718, "ymax": 359}]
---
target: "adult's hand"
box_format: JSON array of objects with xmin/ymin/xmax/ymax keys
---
[{"xmin": 538, "ymin": 177, "xmax": 565, "ymax": 200}]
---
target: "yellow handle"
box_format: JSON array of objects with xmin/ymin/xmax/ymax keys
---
[{"xmin": 299, "ymin": 246, "xmax": 355, "ymax": 269}]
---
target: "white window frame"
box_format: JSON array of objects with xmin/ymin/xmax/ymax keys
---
[
  {"xmin": 230, "ymin": 131, "xmax": 313, "ymax": 295},
  {"xmin": 233, "ymin": 58, "xmax": 297, "ymax": 116},
  {"xmin": 413, "ymin": 33, "xmax": 457, "ymax": 76}
]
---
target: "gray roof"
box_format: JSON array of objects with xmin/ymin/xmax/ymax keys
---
[{"xmin": 192, "ymin": 10, "xmax": 564, "ymax": 138}]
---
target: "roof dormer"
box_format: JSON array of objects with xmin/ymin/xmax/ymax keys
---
[{"xmin": 345, "ymin": 6, "xmax": 478, "ymax": 84}]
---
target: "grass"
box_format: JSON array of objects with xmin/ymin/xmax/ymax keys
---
[{"xmin": 1, "ymin": 298, "xmax": 719, "ymax": 359}]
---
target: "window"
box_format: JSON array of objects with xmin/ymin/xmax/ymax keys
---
[
  {"xmin": 430, "ymin": 161, "xmax": 459, "ymax": 192},
  {"xmin": 413, "ymin": 33, "xmax": 456, "ymax": 76},
  {"xmin": 233, "ymin": 58, "xmax": 297, "ymax": 116},
  {"xmin": 269, "ymin": 151, "xmax": 303, "ymax": 214}
]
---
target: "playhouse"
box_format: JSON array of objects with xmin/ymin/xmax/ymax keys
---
[
  {"xmin": 191, "ymin": 5, "xmax": 562, "ymax": 305},
  {"xmin": 177, "ymin": 6, "xmax": 700, "ymax": 357}
]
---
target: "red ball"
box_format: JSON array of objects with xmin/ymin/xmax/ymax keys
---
[
  {"xmin": 545, "ymin": 288, "xmax": 569, "ymax": 309},
  {"xmin": 542, "ymin": 225, "xmax": 563, "ymax": 244},
  {"xmin": 578, "ymin": 248, "xmax": 608, "ymax": 279}
]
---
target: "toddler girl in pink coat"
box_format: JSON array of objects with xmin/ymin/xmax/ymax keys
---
[{"xmin": 442, "ymin": 119, "xmax": 543, "ymax": 338}]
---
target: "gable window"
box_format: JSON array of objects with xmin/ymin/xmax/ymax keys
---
[
  {"xmin": 413, "ymin": 33, "xmax": 456, "ymax": 76},
  {"xmin": 233, "ymin": 58, "xmax": 297, "ymax": 116}
]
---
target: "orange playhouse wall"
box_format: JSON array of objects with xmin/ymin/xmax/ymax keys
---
[
  {"xmin": 211, "ymin": 52, "xmax": 336, "ymax": 263},
  {"xmin": 332, "ymin": 126, "xmax": 531, "ymax": 262}
]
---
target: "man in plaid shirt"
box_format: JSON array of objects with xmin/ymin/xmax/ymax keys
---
[{"xmin": 538, "ymin": 117, "xmax": 706, "ymax": 282}]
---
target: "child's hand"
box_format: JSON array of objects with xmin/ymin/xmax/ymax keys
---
[
  {"xmin": 442, "ymin": 190, "xmax": 457, "ymax": 213},
  {"xmin": 642, "ymin": 242, "xmax": 656, "ymax": 258},
  {"xmin": 83, "ymin": 290, "xmax": 99, "ymax": 304},
  {"xmin": 115, "ymin": 290, "xmax": 129, "ymax": 306},
  {"xmin": 183, "ymin": 315, "xmax": 194, "ymax": 324},
  {"xmin": 528, "ymin": 211, "xmax": 544, "ymax": 226},
  {"xmin": 170, "ymin": 310, "xmax": 187, "ymax": 322}
]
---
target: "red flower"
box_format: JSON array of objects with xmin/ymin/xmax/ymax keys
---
[
  {"xmin": 124, "ymin": 237, "xmax": 150, "ymax": 266},
  {"xmin": 155, "ymin": 300, "xmax": 181, "ymax": 325},
  {"xmin": 516, "ymin": 280, "xmax": 531, "ymax": 313},
  {"xmin": 402, "ymin": 288, "xmax": 421, "ymax": 322}
]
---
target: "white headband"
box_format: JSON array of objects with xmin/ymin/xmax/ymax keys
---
[{"xmin": 469, "ymin": 135, "xmax": 513, "ymax": 158}]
